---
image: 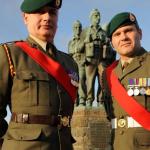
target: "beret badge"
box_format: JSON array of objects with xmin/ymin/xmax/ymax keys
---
[
  {"xmin": 56, "ymin": 0, "xmax": 61, "ymax": 7},
  {"xmin": 129, "ymin": 13, "xmax": 136, "ymax": 22}
]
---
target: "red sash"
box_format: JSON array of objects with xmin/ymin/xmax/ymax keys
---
[
  {"xmin": 15, "ymin": 41, "xmax": 77, "ymax": 103},
  {"xmin": 106, "ymin": 61, "xmax": 150, "ymax": 130}
]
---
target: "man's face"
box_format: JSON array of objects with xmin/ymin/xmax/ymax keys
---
[
  {"xmin": 23, "ymin": 6, "xmax": 58, "ymax": 43},
  {"xmin": 91, "ymin": 12, "xmax": 100, "ymax": 26},
  {"xmin": 111, "ymin": 24, "xmax": 142, "ymax": 58},
  {"xmin": 73, "ymin": 24, "xmax": 81, "ymax": 36}
]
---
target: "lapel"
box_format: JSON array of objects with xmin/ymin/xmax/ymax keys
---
[
  {"xmin": 114, "ymin": 48, "xmax": 147, "ymax": 80},
  {"xmin": 114, "ymin": 60, "xmax": 123, "ymax": 79},
  {"xmin": 56, "ymin": 50, "xmax": 66, "ymax": 70},
  {"xmin": 26, "ymin": 36, "xmax": 45, "ymax": 52},
  {"xmin": 26, "ymin": 36, "xmax": 57, "ymax": 60}
]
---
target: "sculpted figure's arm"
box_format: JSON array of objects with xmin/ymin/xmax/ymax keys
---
[
  {"xmin": 84, "ymin": 29, "xmax": 91, "ymax": 43},
  {"xmin": 76, "ymin": 41, "xmax": 85, "ymax": 53},
  {"xmin": 68, "ymin": 41, "xmax": 74, "ymax": 56}
]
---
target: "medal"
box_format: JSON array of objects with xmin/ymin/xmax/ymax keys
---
[
  {"xmin": 146, "ymin": 88, "xmax": 150, "ymax": 95},
  {"xmin": 127, "ymin": 78, "xmax": 134, "ymax": 96},
  {"xmin": 133, "ymin": 87, "xmax": 139, "ymax": 96},
  {"xmin": 146, "ymin": 78, "xmax": 150, "ymax": 95},
  {"xmin": 133, "ymin": 78, "xmax": 140, "ymax": 96},
  {"xmin": 147, "ymin": 78, "xmax": 150, "ymax": 87},
  {"xmin": 139, "ymin": 78, "xmax": 147, "ymax": 95},
  {"xmin": 127, "ymin": 87, "xmax": 134, "ymax": 96},
  {"xmin": 140, "ymin": 87, "xmax": 146, "ymax": 95}
]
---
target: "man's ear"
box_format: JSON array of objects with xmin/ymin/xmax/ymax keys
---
[
  {"xmin": 138, "ymin": 28, "xmax": 142, "ymax": 40},
  {"xmin": 22, "ymin": 13, "xmax": 28, "ymax": 25},
  {"xmin": 110, "ymin": 41, "xmax": 114, "ymax": 49}
]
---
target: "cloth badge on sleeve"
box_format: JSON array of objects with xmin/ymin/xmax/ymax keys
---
[{"xmin": 68, "ymin": 70, "xmax": 79, "ymax": 87}]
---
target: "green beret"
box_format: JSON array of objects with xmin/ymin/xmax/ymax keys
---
[
  {"xmin": 107, "ymin": 12, "xmax": 139, "ymax": 38},
  {"xmin": 21, "ymin": 0, "xmax": 62, "ymax": 13}
]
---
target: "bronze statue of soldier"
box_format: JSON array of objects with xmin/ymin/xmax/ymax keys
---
[
  {"xmin": 68, "ymin": 20, "xmax": 86, "ymax": 106},
  {"xmin": 83, "ymin": 9, "xmax": 108, "ymax": 106}
]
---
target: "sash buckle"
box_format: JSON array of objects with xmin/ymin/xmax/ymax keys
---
[{"xmin": 117, "ymin": 118, "xmax": 126, "ymax": 128}]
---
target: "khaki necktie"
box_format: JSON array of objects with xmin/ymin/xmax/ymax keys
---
[
  {"xmin": 122, "ymin": 62, "xmax": 129, "ymax": 71},
  {"xmin": 46, "ymin": 43, "xmax": 55, "ymax": 58}
]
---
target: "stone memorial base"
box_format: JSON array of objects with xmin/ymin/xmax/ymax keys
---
[{"xmin": 71, "ymin": 106, "xmax": 111, "ymax": 150}]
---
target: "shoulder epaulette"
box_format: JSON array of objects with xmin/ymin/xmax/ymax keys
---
[
  {"xmin": 2, "ymin": 43, "xmax": 16, "ymax": 78},
  {"xmin": 0, "ymin": 40, "xmax": 24, "ymax": 46}
]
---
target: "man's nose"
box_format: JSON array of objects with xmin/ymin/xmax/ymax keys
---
[
  {"xmin": 120, "ymin": 32, "xmax": 128, "ymax": 40},
  {"xmin": 43, "ymin": 12, "xmax": 51, "ymax": 20}
]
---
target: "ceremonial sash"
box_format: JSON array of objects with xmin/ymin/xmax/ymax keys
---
[
  {"xmin": 15, "ymin": 41, "xmax": 77, "ymax": 103},
  {"xmin": 106, "ymin": 61, "xmax": 150, "ymax": 130}
]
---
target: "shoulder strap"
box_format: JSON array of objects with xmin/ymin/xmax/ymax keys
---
[{"xmin": 2, "ymin": 44, "xmax": 16, "ymax": 78}]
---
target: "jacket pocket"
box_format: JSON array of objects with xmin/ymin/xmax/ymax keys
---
[
  {"xmin": 5, "ymin": 128, "xmax": 42, "ymax": 141},
  {"xmin": 12, "ymin": 70, "xmax": 50, "ymax": 106},
  {"xmin": 134, "ymin": 130, "xmax": 150, "ymax": 147}
]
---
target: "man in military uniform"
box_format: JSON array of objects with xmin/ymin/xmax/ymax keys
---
[
  {"xmin": 84, "ymin": 9, "xmax": 107, "ymax": 106},
  {"xmin": 68, "ymin": 20, "xmax": 86, "ymax": 106},
  {"xmin": 0, "ymin": 0, "xmax": 78, "ymax": 150},
  {"xmin": 103, "ymin": 12, "xmax": 150, "ymax": 150}
]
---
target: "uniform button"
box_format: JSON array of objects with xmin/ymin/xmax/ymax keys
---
[
  {"xmin": 119, "ymin": 130, "xmax": 124, "ymax": 135},
  {"xmin": 119, "ymin": 115, "xmax": 124, "ymax": 119}
]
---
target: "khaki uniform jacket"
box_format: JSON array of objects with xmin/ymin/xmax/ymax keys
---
[
  {"xmin": 68, "ymin": 37, "xmax": 85, "ymax": 66},
  {"xmin": 0, "ymin": 37, "xmax": 78, "ymax": 150},
  {"xmin": 103, "ymin": 48, "xmax": 150, "ymax": 150}
]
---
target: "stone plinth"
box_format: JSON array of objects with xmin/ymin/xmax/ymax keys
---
[{"xmin": 71, "ymin": 106, "xmax": 111, "ymax": 150}]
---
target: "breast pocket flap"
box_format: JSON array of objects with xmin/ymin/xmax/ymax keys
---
[
  {"xmin": 16, "ymin": 71, "xmax": 49, "ymax": 81},
  {"xmin": 7, "ymin": 128, "xmax": 42, "ymax": 141}
]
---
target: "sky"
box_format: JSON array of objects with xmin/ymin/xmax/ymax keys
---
[
  {"xmin": 0, "ymin": 0, "xmax": 150, "ymax": 52},
  {"xmin": 1, "ymin": 0, "xmax": 150, "ymax": 121}
]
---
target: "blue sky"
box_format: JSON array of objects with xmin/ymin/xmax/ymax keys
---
[
  {"xmin": 1, "ymin": 0, "xmax": 150, "ymax": 121},
  {"xmin": 0, "ymin": 0, "xmax": 150, "ymax": 52}
]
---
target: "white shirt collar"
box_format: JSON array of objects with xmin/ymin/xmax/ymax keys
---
[
  {"xmin": 30, "ymin": 34, "xmax": 47, "ymax": 51},
  {"xmin": 121, "ymin": 58, "xmax": 133, "ymax": 67}
]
